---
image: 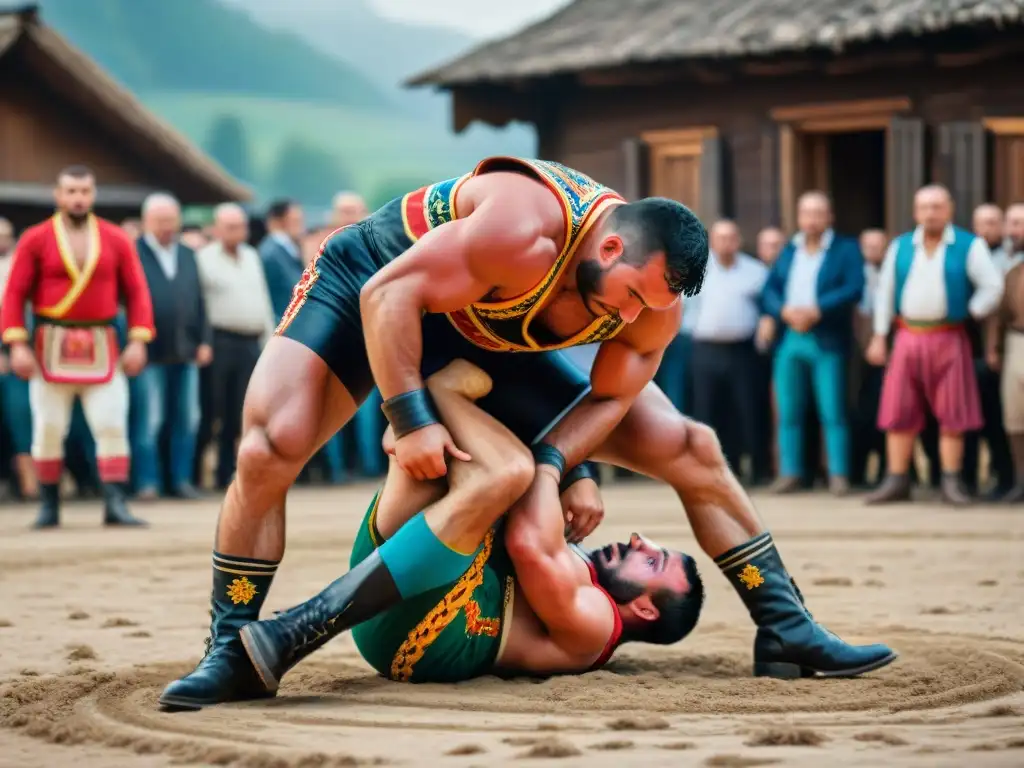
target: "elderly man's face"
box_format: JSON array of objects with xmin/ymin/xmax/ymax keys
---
[
  {"xmin": 216, "ymin": 211, "xmax": 249, "ymax": 248},
  {"xmin": 710, "ymin": 222, "xmax": 740, "ymax": 260},
  {"xmin": 860, "ymin": 231, "xmax": 888, "ymax": 266},
  {"xmin": 1006, "ymin": 206, "xmax": 1024, "ymax": 251},
  {"xmin": 757, "ymin": 228, "xmax": 784, "ymax": 265},
  {"xmin": 334, "ymin": 195, "xmax": 368, "ymax": 227},
  {"xmin": 915, "ymin": 189, "xmax": 952, "ymax": 234},
  {"xmin": 144, "ymin": 204, "xmax": 181, "ymax": 246},
  {"xmin": 972, "ymin": 206, "xmax": 1004, "ymax": 248},
  {"xmin": 797, "ymin": 195, "xmax": 831, "ymax": 237}
]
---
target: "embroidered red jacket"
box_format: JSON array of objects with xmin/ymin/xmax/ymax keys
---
[{"xmin": 0, "ymin": 214, "xmax": 155, "ymax": 345}]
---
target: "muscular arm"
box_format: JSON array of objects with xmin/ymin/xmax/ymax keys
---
[
  {"xmin": 360, "ymin": 204, "xmax": 552, "ymax": 401},
  {"xmin": 538, "ymin": 305, "xmax": 679, "ymax": 469},
  {"xmin": 504, "ymin": 466, "xmax": 615, "ymax": 669},
  {"xmin": 115, "ymin": 232, "xmax": 155, "ymax": 343},
  {"xmin": 0, "ymin": 230, "xmax": 39, "ymax": 344}
]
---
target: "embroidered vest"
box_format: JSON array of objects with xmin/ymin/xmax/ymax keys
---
[
  {"xmin": 399, "ymin": 157, "xmax": 626, "ymax": 352},
  {"xmin": 894, "ymin": 227, "xmax": 974, "ymax": 322}
]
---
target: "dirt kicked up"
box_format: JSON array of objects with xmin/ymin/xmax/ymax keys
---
[{"xmin": 1, "ymin": 484, "xmax": 1022, "ymax": 768}]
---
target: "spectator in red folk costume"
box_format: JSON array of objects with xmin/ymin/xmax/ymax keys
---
[
  {"xmin": 0, "ymin": 166, "xmax": 155, "ymax": 528},
  {"xmin": 866, "ymin": 185, "xmax": 1004, "ymax": 506}
]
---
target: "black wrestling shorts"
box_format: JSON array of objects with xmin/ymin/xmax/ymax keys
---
[{"xmin": 276, "ymin": 223, "xmax": 590, "ymax": 445}]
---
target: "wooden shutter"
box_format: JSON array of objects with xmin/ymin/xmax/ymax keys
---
[
  {"xmin": 621, "ymin": 137, "xmax": 649, "ymax": 201},
  {"xmin": 886, "ymin": 117, "xmax": 925, "ymax": 233},
  {"xmin": 985, "ymin": 119, "xmax": 1024, "ymax": 209},
  {"xmin": 760, "ymin": 126, "xmax": 780, "ymax": 228},
  {"xmin": 937, "ymin": 122, "xmax": 987, "ymax": 228},
  {"xmin": 699, "ymin": 133, "xmax": 724, "ymax": 222},
  {"xmin": 641, "ymin": 127, "xmax": 720, "ymax": 221}
]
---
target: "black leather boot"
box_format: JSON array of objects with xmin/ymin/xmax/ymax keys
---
[
  {"xmin": 158, "ymin": 553, "xmax": 279, "ymax": 710},
  {"xmin": 240, "ymin": 549, "xmax": 402, "ymax": 692},
  {"xmin": 31, "ymin": 483, "xmax": 61, "ymax": 529},
  {"xmin": 716, "ymin": 532, "xmax": 897, "ymax": 679},
  {"xmin": 101, "ymin": 483, "xmax": 148, "ymax": 527}
]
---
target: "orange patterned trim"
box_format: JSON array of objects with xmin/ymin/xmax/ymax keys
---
[
  {"xmin": 37, "ymin": 214, "xmax": 102, "ymax": 320},
  {"xmin": 127, "ymin": 327, "xmax": 153, "ymax": 342},
  {"xmin": 389, "ymin": 529, "xmax": 495, "ymax": 682},
  {"xmin": 520, "ymin": 195, "xmax": 625, "ymax": 349},
  {"xmin": 464, "ymin": 599, "xmax": 500, "ymax": 638},
  {"xmin": 2, "ymin": 327, "xmax": 29, "ymax": 344},
  {"xmin": 275, "ymin": 226, "xmax": 350, "ymax": 335}
]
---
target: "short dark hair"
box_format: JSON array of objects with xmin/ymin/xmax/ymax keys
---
[
  {"xmin": 57, "ymin": 164, "xmax": 94, "ymax": 182},
  {"xmin": 631, "ymin": 554, "xmax": 705, "ymax": 646},
  {"xmin": 608, "ymin": 198, "xmax": 709, "ymax": 297},
  {"xmin": 266, "ymin": 199, "xmax": 296, "ymax": 221}
]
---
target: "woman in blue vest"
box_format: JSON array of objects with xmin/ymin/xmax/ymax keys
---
[{"xmin": 866, "ymin": 185, "xmax": 1004, "ymax": 505}]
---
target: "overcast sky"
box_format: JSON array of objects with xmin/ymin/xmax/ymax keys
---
[{"xmin": 370, "ymin": 0, "xmax": 569, "ymax": 38}]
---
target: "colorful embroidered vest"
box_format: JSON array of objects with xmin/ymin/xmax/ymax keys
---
[
  {"xmin": 894, "ymin": 227, "xmax": 974, "ymax": 322},
  {"xmin": 399, "ymin": 157, "xmax": 626, "ymax": 352}
]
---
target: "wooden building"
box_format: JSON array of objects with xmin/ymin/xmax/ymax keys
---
[
  {"xmin": 411, "ymin": 0, "xmax": 1024, "ymax": 238},
  {"xmin": 0, "ymin": 5, "xmax": 248, "ymax": 231}
]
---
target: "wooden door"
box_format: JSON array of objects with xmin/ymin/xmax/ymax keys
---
[
  {"xmin": 641, "ymin": 127, "xmax": 722, "ymax": 222},
  {"xmin": 772, "ymin": 97, "xmax": 912, "ymax": 233},
  {"xmin": 985, "ymin": 119, "xmax": 1024, "ymax": 209}
]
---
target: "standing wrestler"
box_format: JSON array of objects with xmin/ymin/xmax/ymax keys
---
[
  {"xmin": 995, "ymin": 203, "xmax": 1024, "ymax": 502},
  {"xmin": 0, "ymin": 166, "xmax": 154, "ymax": 528},
  {"xmin": 866, "ymin": 186, "xmax": 1004, "ymax": 505},
  {"xmin": 161, "ymin": 158, "xmax": 895, "ymax": 710}
]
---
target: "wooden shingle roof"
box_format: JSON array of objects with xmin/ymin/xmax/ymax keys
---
[
  {"xmin": 409, "ymin": 0, "xmax": 1024, "ymax": 87},
  {"xmin": 0, "ymin": 4, "xmax": 250, "ymax": 202}
]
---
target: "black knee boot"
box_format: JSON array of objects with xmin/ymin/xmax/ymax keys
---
[
  {"xmin": 31, "ymin": 483, "xmax": 61, "ymax": 529},
  {"xmin": 102, "ymin": 482, "xmax": 148, "ymax": 526},
  {"xmin": 240, "ymin": 549, "xmax": 402, "ymax": 692},
  {"xmin": 158, "ymin": 553, "xmax": 280, "ymax": 710},
  {"xmin": 716, "ymin": 532, "xmax": 897, "ymax": 678}
]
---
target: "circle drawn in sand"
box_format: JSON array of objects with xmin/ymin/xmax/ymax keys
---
[{"xmin": 2, "ymin": 630, "xmax": 1023, "ymax": 763}]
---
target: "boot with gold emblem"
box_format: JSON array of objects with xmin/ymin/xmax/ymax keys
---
[
  {"xmin": 158, "ymin": 554, "xmax": 278, "ymax": 710},
  {"xmin": 716, "ymin": 532, "xmax": 896, "ymax": 678}
]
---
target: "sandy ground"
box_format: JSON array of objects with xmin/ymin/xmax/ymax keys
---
[{"xmin": 1, "ymin": 482, "xmax": 1023, "ymax": 768}]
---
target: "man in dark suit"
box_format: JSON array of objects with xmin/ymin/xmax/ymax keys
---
[
  {"xmin": 133, "ymin": 193, "xmax": 212, "ymax": 499},
  {"xmin": 760, "ymin": 191, "xmax": 864, "ymax": 496},
  {"xmin": 258, "ymin": 199, "xmax": 306, "ymax": 322}
]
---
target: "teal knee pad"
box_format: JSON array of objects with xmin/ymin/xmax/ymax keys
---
[{"xmin": 378, "ymin": 512, "xmax": 478, "ymax": 599}]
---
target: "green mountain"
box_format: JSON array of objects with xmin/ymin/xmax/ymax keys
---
[
  {"xmin": 220, "ymin": 0, "xmax": 474, "ymax": 115},
  {"xmin": 24, "ymin": 0, "xmax": 534, "ymax": 209},
  {"xmin": 34, "ymin": 0, "xmax": 387, "ymax": 108}
]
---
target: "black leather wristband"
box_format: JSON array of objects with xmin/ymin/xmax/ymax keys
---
[
  {"xmin": 559, "ymin": 461, "xmax": 598, "ymax": 493},
  {"xmin": 531, "ymin": 442, "xmax": 566, "ymax": 479},
  {"xmin": 380, "ymin": 389, "xmax": 440, "ymax": 439}
]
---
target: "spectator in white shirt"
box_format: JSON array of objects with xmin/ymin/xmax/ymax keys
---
[
  {"xmin": 689, "ymin": 220, "xmax": 770, "ymax": 482},
  {"xmin": 867, "ymin": 186, "xmax": 1004, "ymax": 506},
  {"xmin": 197, "ymin": 203, "xmax": 275, "ymax": 489}
]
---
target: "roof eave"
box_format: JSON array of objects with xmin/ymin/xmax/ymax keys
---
[{"xmin": 9, "ymin": 8, "xmax": 251, "ymax": 202}]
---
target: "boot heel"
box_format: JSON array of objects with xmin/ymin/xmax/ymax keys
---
[
  {"xmin": 239, "ymin": 624, "xmax": 280, "ymax": 693},
  {"xmin": 754, "ymin": 660, "xmax": 804, "ymax": 679}
]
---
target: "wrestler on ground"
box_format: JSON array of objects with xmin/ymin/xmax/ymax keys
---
[
  {"xmin": 161, "ymin": 157, "xmax": 896, "ymax": 711},
  {"xmin": 240, "ymin": 361, "xmax": 704, "ymax": 688}
]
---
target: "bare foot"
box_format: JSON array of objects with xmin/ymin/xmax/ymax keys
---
[{"xmin": 426, "ymin": 359, "xmax": 493, "ymax": 401}]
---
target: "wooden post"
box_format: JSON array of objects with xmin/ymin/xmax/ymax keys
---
[{"xmin": 622, "ymin": 137, "xmax": 649, "ymax": 202}]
